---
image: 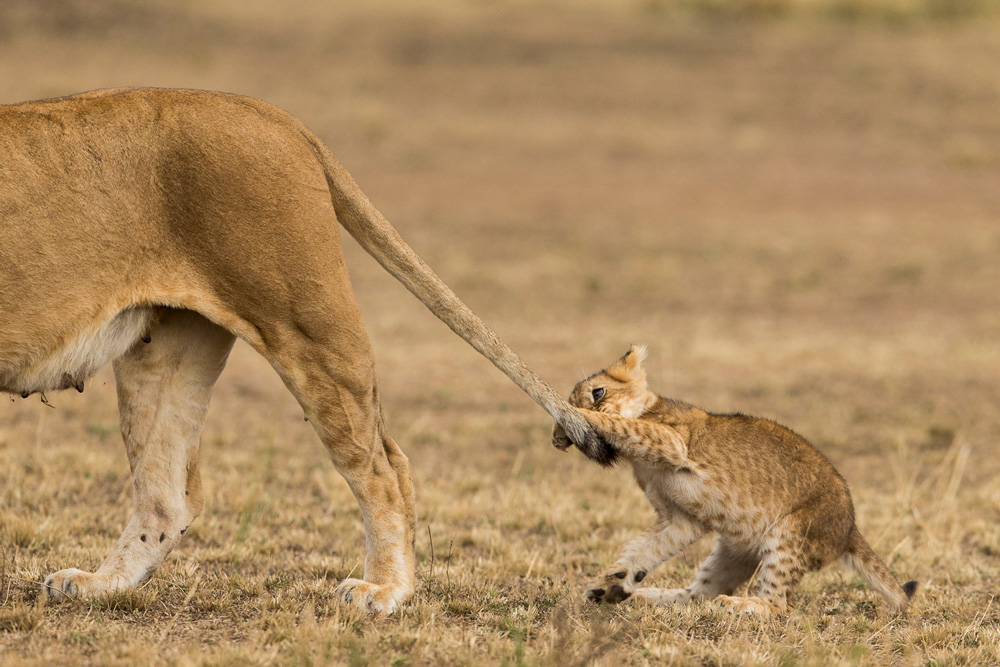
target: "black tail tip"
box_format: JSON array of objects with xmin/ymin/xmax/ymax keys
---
[
  {"xmin": 902, "ymin": 580, "xmax": 918, "ymax": 599},
  {"xmin": 577, "ymin": 433, "xmax": 618, "ymax": 468}
]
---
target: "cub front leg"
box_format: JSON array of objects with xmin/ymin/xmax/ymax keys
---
[
  {"xmin": 633, "ymin": 537, "xmax": 761, "ymax": 607},
  {"xmin": 578, "ymin": 409, "xmax": 691, "ymax": 470},
  {"xmin": 44, "ymin": 311, "xmax": 234, "ymax": 601},
  {"xmin": 586, "ymin": 512, "xmax": 704, "ymax": 605}
]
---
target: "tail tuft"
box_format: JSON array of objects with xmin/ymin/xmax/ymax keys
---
[
  {"xmin": 581, "ymin": 433, "xmax": 618, "ymax": 468},
  {"xmin": 554, "ymin": 408, "xmax": 619, "ymax": 467},
  {"xmin": 902, "ymin": 580, "xmax": 918, "ymax": 599}
]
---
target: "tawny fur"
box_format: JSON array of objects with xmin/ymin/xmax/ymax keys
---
[
  {"xmin": 553, "ymin": 346, "xmax": 917, "ymax": 616},
  {"xmin": 0, "ymin": 87, "xmax": 603, "ymax": 616}
]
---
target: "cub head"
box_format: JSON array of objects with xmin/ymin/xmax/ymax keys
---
[{"xmin": 552, "ymin": 344, "xmax": 654, "ymax": 452}]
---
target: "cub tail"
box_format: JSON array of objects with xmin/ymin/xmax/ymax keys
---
[{"xmin": 842, "ymin": 525, "xmax": 917, "ymax": 612}]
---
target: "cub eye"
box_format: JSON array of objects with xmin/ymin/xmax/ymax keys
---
[{"xmin": 591, "ymin": 387, "xmax": 605, "ymax": 402}]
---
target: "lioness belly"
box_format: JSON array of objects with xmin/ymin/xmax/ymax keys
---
[{"xmin": 0, "ymin": 307, "xmax": 154, "ymax": 396}]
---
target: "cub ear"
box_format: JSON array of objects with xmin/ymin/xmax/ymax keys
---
[
  {"xmin": 626, "ymin": 344, "xmax": 648, "ymax": 366},
  {"xmin": 613, "ymin": 344, "xmax": 648, "ymax": 381}
]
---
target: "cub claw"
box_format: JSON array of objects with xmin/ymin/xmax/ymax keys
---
[
  {"xmin": 552, "ymin": 418, "xmax": 616, "ymax": 466},
  {"xmin": 552, "ymin": 424, "xmax": 573, "ymax": 451},
  {"xmin": 605, "ymin": 584, "xmax": 631, "ymax": 604},
  {"xmin": 586, "ymin": 572, "xmax": 635, "ymax": 605}
]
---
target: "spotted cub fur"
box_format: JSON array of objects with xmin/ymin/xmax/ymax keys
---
[{"xmin": 553, "ymin": 346, "xmax": 917, "ymax": 616}]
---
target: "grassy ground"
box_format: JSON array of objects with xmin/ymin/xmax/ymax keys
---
[{"xmin": 1, "ymin": 1, "xmax": 999, "ymax": 664}]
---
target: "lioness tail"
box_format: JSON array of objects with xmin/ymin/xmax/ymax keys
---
[{"xmin": 300, "ymin": 128, "xmax": 604, "ymax": 455}]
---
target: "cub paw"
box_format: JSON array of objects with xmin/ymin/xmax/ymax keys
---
[
  {"xmin": 586, "ymin": 569, "xmax": 643, "ymax": 605},
  {"xmin": 632, "ymin": 587, "xmax": 693, "ymax": 605},
  {"xmin": 715, "ymin": 594, "xmax": 781, "ymax": 617},
  {"xmin": 335, "ymin": 578, "xmax": 409, "ymax": 616},
  {"xmin": 43, "ymin": 569, "xmax": 110, "ymax": 601},
  {"xmin": 551, "ymin": 424, "xmax": 572, "ymax": 451}
]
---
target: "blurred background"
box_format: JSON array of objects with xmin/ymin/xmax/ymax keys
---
[
  {"xmin": 1, "ymin": 1, "xmax": 998, "ymax": 662},
  {"xmin": 7, "ymin": 0, "xmax": 995, "ymax": 470}
]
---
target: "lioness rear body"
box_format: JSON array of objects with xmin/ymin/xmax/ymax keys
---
[{"xmin": 0, "ymin": 88, "xmax": 602, "ymax": 615}]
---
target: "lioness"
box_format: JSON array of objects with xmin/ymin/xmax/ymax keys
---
[
  {"xmin": 0, "ymin": 87, "xmax": 604, "ymax": 615},
  {"xmin": 553, "ymin": 346, "xmax": 916, "ymax": 616}
]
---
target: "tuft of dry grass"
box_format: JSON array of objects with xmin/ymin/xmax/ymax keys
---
[
  {"xmin": 86, "ymin": 587, "xmax": 157, "ymax": 614},
  {"xmin": 0, "ymin": 607, "xmax": 41, "ymax": 635},
  {"xmin": 2, "ymin": 1, "xmax": 1000, "ymax": 665}
]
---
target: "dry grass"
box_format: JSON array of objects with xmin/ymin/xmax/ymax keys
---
[{"xmin": 2, "ymin": 1, "xmax": 1000, "ymax": 664}]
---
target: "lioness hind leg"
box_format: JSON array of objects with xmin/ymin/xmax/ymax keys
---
[
  {"xmin": 333, "ymin": 420, "xmax": 417, "ymax": 615},
  {"xmin": 44, "ymin": 309, "xmax": 235, "ymax": 601},
  {"xmin": 262, "ymin": 303, "xmax": 416, "ymax": 615}
]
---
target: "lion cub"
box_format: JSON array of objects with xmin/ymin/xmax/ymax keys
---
[{"xmin": 553, "ymin": 346, "xmax": 916, "ymax": 616}]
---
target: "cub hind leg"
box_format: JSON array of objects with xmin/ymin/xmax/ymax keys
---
[
  {"xmin": 44, "ymin": 309, "xmax": 235, "ymax": 600},
  {"xmin": 633, "ymin": 537, "xmax": 759, "ymax": 606},
  {"xmin": 715, "ymin": 529, "xmax": 809, "ymax": 617}
]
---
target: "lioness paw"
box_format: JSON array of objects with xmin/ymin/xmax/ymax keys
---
[
  {"xmin": 335, "ymin": 578, "xmax": 408, "ymax": 616},
  {"xmin": 43, "ymin": 569, "xmax": 114, "ymax": 601}
]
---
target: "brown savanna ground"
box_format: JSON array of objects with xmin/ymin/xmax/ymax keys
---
[{"xmin": 2, "ymin": 1, "xmax": 999, "ymax": 664}]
